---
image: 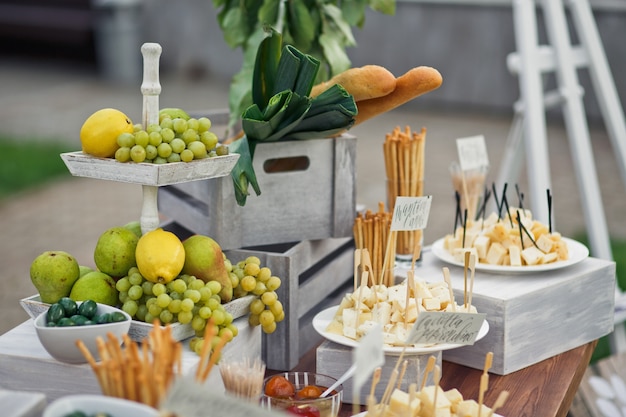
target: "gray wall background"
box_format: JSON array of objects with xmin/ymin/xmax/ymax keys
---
[{"xmin": 139, "ymin": 0, "xmax": 626, "ymax": 123}]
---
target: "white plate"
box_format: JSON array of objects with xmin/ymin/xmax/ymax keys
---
[
  {"xmin": 430, "ymin": 237, "xmax": 589, "ymax": 274},
  {"xmin": 313, "ymin": 306, "xmax": 489, "ymax": 355},
  {"xmin": 352, "ymin": 411, "xmax": 503, "ymax": 417},
  {"xmin": 44, "ymin": 394, "xmax": 158, "ymax": 417}
]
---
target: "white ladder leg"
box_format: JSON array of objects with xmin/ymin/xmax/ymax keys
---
[
  {"xmin": 541, "ymin": 0, "xmax": 613, "ymax": 261},
  {"xmin": 568, "ymin": 0, "xmax": 626, "ymax": 187},
  {"xmin": 512, "ymin": 0, "xmax": 552, "ymax": 224}
]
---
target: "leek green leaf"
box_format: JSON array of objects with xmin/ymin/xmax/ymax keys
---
[
  {"xmin": 252, "ymin": 28, "xmax": 282, "ymax": 111},
  {"xmin": 228, "ymin": 136, "xmax": 261, "ymax": 206}
]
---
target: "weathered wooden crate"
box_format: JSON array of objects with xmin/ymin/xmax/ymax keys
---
[
  {"xmin": 165, "ymin": 221, "xmax": 356, "ymax": 371},
  {"xmin": 158, "ymin": 127, "xmax": 357, "ymax": 250},
  {"xmin": 411, "ymin": 254, "xmax": 616, "ymax": 375}
]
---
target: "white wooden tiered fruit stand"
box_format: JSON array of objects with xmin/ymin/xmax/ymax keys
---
[{"xmin": 0, "ymin": 44, "xmax": 265, "ymax": 413}]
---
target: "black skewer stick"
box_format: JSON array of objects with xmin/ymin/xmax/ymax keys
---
[
  {"xmin": 502, "ymin": 186, "xmax": 513, "ymax": 228},
  {"xmin": 475, "ymin": 187, "xmax": 492, "ymax": 222},
  {"xmin": 454, "ymin": 191, "xmax": 462, "ymax": 233},
  {"xmin": 515, "ymin": 184, "xmax": 524, "ymax": 210},
  {"xmin": 492, "ymin": 183, "xmax": 502, "ymax": 220},
  {"xmin": 516, "ymin": 211, "xmax": 525, "ymax": 250},
  {"xmin": 462, "ymin": 208, "xmax": 468, "ymax": 248},
  {"xmin": 517, "ymin": 209, "xmax": 541, "ymax": 251},
  {"xmin": 546, "ymin": 189, "xmax": 553, "ymax": 234}
]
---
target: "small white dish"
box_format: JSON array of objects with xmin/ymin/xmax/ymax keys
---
[
  {"xmin": 33, "ymin": 302, "xmax": 131, "ymax": 364},
  {"xmin": 43, "ymin": 394, "xmax": 158, "ymax": 417}
]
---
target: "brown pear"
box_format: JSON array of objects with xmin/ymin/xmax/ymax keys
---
[{"xmin": 181, "ymin": 235, "xmax": 233, "ymax": 302}]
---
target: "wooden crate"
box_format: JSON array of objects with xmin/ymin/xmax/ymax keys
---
[
  {"xmin": 158, "ymin": 133, "xmax": 356, "ymax": 250},
  {"xmin": 165, "ymin": 220, "xmax": 356, "ymax": 371},
  {"xmin": 408, "ymin": 254, "xmax": 616, "ymax": 375}
]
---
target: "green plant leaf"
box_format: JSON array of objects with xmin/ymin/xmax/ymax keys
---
[
  {"xmin": 319, "ymin": 32, "xmax": 352, "ymax": 75},
  {"xmin": 369, "ymin": 0, "xmax": 396, "ymax": 15},
  {"xmin": 258, "ymin": 0, "xmax": 280, "ymax": 25},
  {"xmin": 287, "ymin": 0, "xmax": 316, "ymax": 51},
  {"xmin": 341, "ymin": 0, "xmax": 368, "ymax": 27},
  {"xmin": 221, "ymin": 6, "xmax": 249, "ymax": 48},
  {"xmin": 321, "ymin": 3, "xmax": 356, "ymax": 46}
]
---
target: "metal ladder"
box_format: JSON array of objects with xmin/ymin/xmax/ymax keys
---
[{"xmin": 496, "ymin": 0, "xmax": 626, "ymax": 353}]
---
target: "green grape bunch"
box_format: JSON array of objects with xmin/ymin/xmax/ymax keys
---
[
  {"xmin": 116, "ymin": 267, "xmax": 238, "ymax": 356},
  {"xmin": 114, "ymin": 114, "xmax": 229, "ymax": 164},
  {"xmin": 227, "ymin": 255, "xmax": 285, "ymax": 335}
]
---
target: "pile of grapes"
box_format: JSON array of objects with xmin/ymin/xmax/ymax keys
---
[
  {"xmin": 227, "ymin": 256, "xmax": 285, "ymax": 334},
  {"xmin": 114, "ymin": 115, "xmax": 229, "ymax": 164},
  {"xmin": 116, "ymin": 256, "xmax": 284, "ymax": 356}
]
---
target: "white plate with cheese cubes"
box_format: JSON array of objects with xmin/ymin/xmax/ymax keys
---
[
  {"xmin": 313, "ymin": 306, "xmax": 489, "ymax": 355},
  {"xmin": 430, "ymin": 237, "xmax": 589, "ymax": 274}
]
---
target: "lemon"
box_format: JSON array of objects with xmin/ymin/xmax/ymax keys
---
[
  {"xmin": 80, "ymin": 108, "xmax": 134, "ymax": 158},
  {"xmin": 136, "ymin": 228, "xmax": 185, "ymax": 284}
]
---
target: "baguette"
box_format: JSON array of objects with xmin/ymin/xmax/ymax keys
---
[
  {"xmin": 310, "ymin": 65, "xmax": 397, "ymax": 101},
  {"xmin": 354, "ymin": 66, "xmax": 443, "ymax": 126}
]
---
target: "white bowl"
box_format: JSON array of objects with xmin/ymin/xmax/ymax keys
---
[
  {"xmin": 33, "ymin": 302, "xmax": 131, "ymax": 364},
  {"xmin": 44, "ymin": 394, "xmax": 158, "ymax": 417}
]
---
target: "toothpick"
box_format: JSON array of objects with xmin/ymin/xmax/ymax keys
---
[
  {"xmin": 432, "ymin": 365, "xmax": 441, "ymax": 415},
  {"xmin": 488, "ymin": 390, "xmax": 510, "ymax": 417},
  {"xmin": 478, "ymin": 352, "xmax": 493, "ymax": 417},
  {"xmin": 354, "ymin": 248, "xmax": 362, "ymax": 291},
  {"xmin": 397, "ymin": 360, "xmax": 408, "ymax": 389},
  {"xmin": 420, "ymin": 355, "xmax": 437, "ymax": 390},
  {"xmin": 468, "ymin": 252, "xmax": 476, "ymax": 311},
  {"xmin": 464, "ymin": 251, "xmax": 470, "ymax": 308},
  {"xmin": 442, "ymin": 267, "xmax": 456, "ymax": 312}
]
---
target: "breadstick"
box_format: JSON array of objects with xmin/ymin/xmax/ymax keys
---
[
  {"xmin": 310, "ymin": 65, "xmax": 397, "ymax": 101},
  {"xmin": 354, "ymin": 66, "xmax": 443, "ymax": 126}
]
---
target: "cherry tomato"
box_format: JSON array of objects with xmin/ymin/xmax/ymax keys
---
[
  {"xmin": 265, "ymin": 375, "xmax": 295, "ymax": 398},
  {"xmin": 286, "ymin": 405, "xmax": 321, "ymax": 417},
  {"xmin": 296, "ymin": 385, "xmax": 323, "ymax": 399}
]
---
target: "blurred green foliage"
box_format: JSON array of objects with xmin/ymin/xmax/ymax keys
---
[{"xmin": 0, "ymin": 137, "xmax": 72, "ymax": 200}]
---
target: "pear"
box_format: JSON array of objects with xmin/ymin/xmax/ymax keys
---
[
  {"xmin": 94, "ymin": 226, "xmax": 139, "ymax": 278},
  {"xmin": 123, "ymin": 220, "xmax": 142, "ymax": 238},
  {"xmin": 30, "ymin": 251, "xmax": 80, "ymax": 304},
  {"xmin": 182, "ymin": 235, "xmax": 233, "ymax": 302},
  {"xmin": 69, "ymin": 271, "xmax": 119, "ymax": 306},
  {"xmin": 79, "ymin": 265, "xmax": 93, "ymax": 277}
]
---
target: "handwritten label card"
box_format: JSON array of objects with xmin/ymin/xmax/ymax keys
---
[
  {"xmin": 391, "ymin": 196, "xmax": 432, "ymax": 231},
  {"xmin": 352, "ymin": 323, "xmax": 384, "ymax": 395},
  {"xmin": 456, "ymin": 135, "xmax": 489, "ymax": 172},
  {"xmin": 161, "ymin": 375, "xmax": 285, "ymax": 417},
  {"xmin": 405, "ymin": 311, "xmax": 486, "ymax": 346}
]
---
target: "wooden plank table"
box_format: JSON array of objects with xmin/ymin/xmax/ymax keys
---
[{"xmin": 280, "ymin": 339, "xmax": 598, "ymax": 417}]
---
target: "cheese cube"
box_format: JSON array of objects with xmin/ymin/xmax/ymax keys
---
[
  {"xmin": 422, "ymin": 297, "xmax": 442, "ymax": 311},
  {"xmin": 508, "ymin": 245, "xmax": 522, "ymax": 266},
  {"xmin": 418, "ymin": 386, "xmax": 451, "ymax": 411},
  {"xmin": 536, "ymin": 233, "xmax": 555, "ymax": 254},
  {"xmin": 454, "ymin": 399, "xmax": 492, "ymax": 417},
  {"xmin": 486, "ymin": 242, "xmax": 508, "ymax": 265},
  {"xmin": 521, "ymin": 246, "xmax": 544, "ymax": 266},
  {"xmin": 444, "ymin": 388, "xmax": 464, "ymax": 411},
  {"xmin": 473, "ymin": 235, "xmax": 491, "ymax": 260},
  {"xmin": 389, "ymin": 388, "xmax": 421, "ymax": 417},
  {"xmin": 373, "ymin": 302, "xmax": 392, "ymax": 325}
]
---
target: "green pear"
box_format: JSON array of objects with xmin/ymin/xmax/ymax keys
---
[
  {"xmin": 181, "ymin": 235, "xmax": 233, "ymax": 302},
  {"xmin": 30, "ymin": 251, "xmax": 80, "ymax": 304},
  {"xmin": 79, "ymin": 265, "xmax": 93, "ymax": 277},
  {"xmin": 123, "ymin": 220, "xmax": 142, "ymax": 238},
  {"xmin": 69, "ymin": 271, "xmax": 119, "ymax": 306},
  {"xmin": 94, "ymin": 226, "xmax": 139, "ymax": 278}
]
